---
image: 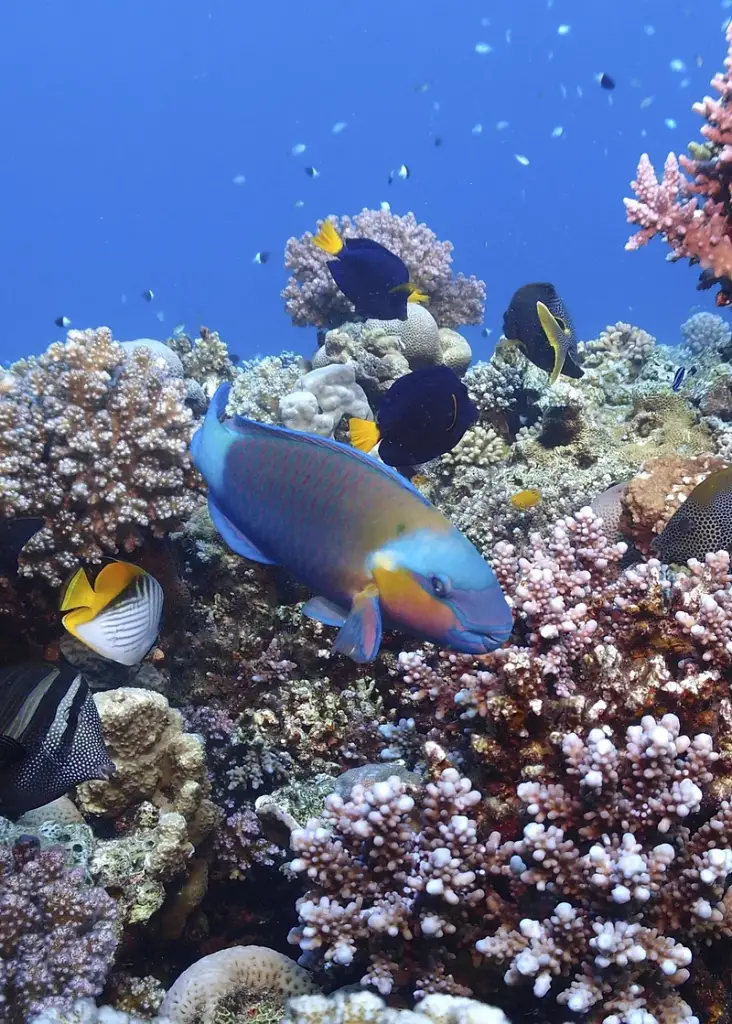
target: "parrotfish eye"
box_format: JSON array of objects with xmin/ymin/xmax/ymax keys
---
[{"xmin": 430, "ymin": 574, "xmax": 452, "ymax": 598}]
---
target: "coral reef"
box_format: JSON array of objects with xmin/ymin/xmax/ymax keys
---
[
  {"xmin": 279, "ymin": 364, "xmax": 371, "ymax": 437},
  {"xmin": 283, "ymin": 991, "xmax": 510, "ymax": 1023},
  {"xmin": 0, "ymin": 327, "xmax": 202, "ymax": 585},
  {"xmin": 283, "ymin": 210, "xmax": 486, "ymax": 329},
  {"xmin": 0, "ymin": 837, "xmax": 119, "ymax": 1020}
]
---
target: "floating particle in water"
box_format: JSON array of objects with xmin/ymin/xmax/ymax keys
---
[
  {"xmin": 414, "ymin": 81, "xmax": 431, "ymax": 93},
  {"xmin": 156, "ymin": 311, "xmax": 165, "ymax": 322},
  {"xmin": 292, "ymin": 143, "xmax": 307, "ymax": 155},
  {"xmin": 121, "ymin": 294, "xmax": 127, "ymax": 305},
  {"xmin": 576, "ymin": 84, "xmax": 583, "ymax": 98},
  {"xmin": 480, "ymin": 16, "xmax": 490, "ymax": 26},
  {"xmin": 380, "ymin": 201, "xmax": 391, "ymax": 212},
  {"xmin": 696, "ymin": 54, "xmax": 704, "ymax": 67},
  {"xmin": 557, "ymin": 24, "xmax": 571, "ymax": 35},
  {"xmin": 597, "ymin": 72, "xmax": 615, "ymax": 89},
  {"xmin": 664, "ymin": 117, "xmax": 677, "ymax": 128},
  {"xmin": 294, "ymin": 199, "xmax": 305, "ymax": 208},
  {"xmin": 505, "ymin": 28, "xmax": 512, "ymax": 42},
  {"xmin": 496, "ymin": 120, "xmax": 509, "ymax": 130},
  {"xmin": 475, "ymin": 42, "xmax": 492, "ymax": 54},
  {"xmin": 560, "ymin": 83, "xmax": 567, "ymax": 98},
  {"xmin": 680, "ymin": 78, "xmax": 690, "ymax": 87},
  {"xmin": 433, "ymin": 101, "xmax": 440, "ymax": 112},
  {"xmin": 643, "ymin": 24, "xmax": 655, "ymax": 35},
  {"xmin": 332, "ymin": 121, "xmax": 347, "ymax": 133},
  {"xmin": 232, "ymin": 174, "xmax": 246, "ymax": 185},
  {"xmin": 253, "ymin": 251, "xmax": 270, "ymax": 264},
  {"xmin": 305, "ymin": 166, "xmax": 319, "ymax": 177},
  {"xmin": 433, "ymin": 135, "xmax": 444, "ymax": 147},
  {"xmin": 551, "ymin": 125, "xmax": 564, "ymax": 137},
  {"xmin": 514, "ymin": 153, "xmax": 530, "ymax": 166},
  {"xmin": 640, "ymin": 95, "xmax": 655, "ymax": 108},
  {"xmin": 472, "ymin": 123, "xmax": 483, "ymax": 134},
  {"xmin": 669, "ymin": 58, "xmax": 686, "ymax": 72},
  {"xmin": 172, "ymin": 323, "xmax": 186, "ymax": 339}
]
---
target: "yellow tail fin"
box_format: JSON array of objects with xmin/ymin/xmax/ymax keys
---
[
  {"xmin": 312, "ymin": 220, "xmax": 344, "ymax": 255},
  {"xmin": 536, "ymin": 300, "xmax": 567, "ymax": 385},
  {"xmin": 349, "ymin": 418, "xmax": 381, "ymax": 453},
  {"xmin": 407, "ymin": 284, "xmax": 429, "ymax": 305},
  {"xmin": 60, "ymin": 567, "xmax": 96, "ymax": 612}
]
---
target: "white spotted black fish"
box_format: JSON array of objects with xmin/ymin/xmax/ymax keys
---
[
  {"xmin": 653, "ymin": 468, "xmax": 732, "ymax": 563},
  {"xmin": 0, "ymin": 662, "xmax": 114, "ymax": 816}
]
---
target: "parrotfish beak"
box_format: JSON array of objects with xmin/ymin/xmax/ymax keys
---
[
  {"xmin": 446, "ymin": 622, "xmax": 514, "ymax": 654},
  {"xmin": 444, "ymin": 587, "xmax": 514, "ymax": 653}
]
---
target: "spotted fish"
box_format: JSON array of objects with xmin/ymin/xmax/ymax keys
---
[
  {"xmin": 653, "ymin": 468, "xmax": 732, "ymax": 564},
  {"xmin": 0, "ymin": 661, "xmax": 114, "ymax": 816},
  {"xmin": 190, "ymin": 384, "xmax": 513, "ymax": 662}
]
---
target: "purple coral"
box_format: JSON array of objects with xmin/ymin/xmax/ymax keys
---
[
  {"xmin": 0, "ymin": 838, "xmax": 119, "ymax": 1020},
  {"xmin": 282, "ymin": 209, "xmax": 486, "ymax": 330},
  {"xmin": 286, "ymin": 718, "xmax": 726, "ymax": 1020}
]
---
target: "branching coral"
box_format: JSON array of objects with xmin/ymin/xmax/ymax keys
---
[
  {"xmin": 282, "ymin": 210, "xmax": 485, "ymax": 329},
  {"xmin": 0, "ymin": 327, "xmax": 202, "ymax": 585},
  {"xmin": 287, "ymin": 715, "xmax": 728, "ymax": 1023},
  {"xmin": 0, "ymin": 837, "xmax": 119, "ymax": 1020}
]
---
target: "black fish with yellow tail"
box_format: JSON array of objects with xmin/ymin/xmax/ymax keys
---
[{"xmin": 503, "ymin": 283, "xmax": 583, "ymax": 383}]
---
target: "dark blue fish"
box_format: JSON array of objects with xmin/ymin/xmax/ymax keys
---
[
  {"xmin": 598, "ymin": 72, "xmax": 615, "ymax": 90},
  {"xmin": 312, "ymin": 220, "xmax": 428, "ymax": 321},
  {"xmin": 349, "ymin": 366, "xmax": 479, "ymax": 466},
  {"xmin": 0, "ymin": 661, "xmax": 114, "ymax": 816},
  {"xmin": 672, "ymin": 367, "xmax": 686, "ymax": 391}
]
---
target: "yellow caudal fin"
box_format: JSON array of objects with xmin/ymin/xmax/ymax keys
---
[
  {"xmin": 536, "ymin": 300, "xmax": 567, "ymax": 384},
  {"xmin": 312, "ymin": 220, "xmax": 344, "ymax": 255},
  {"xmin": 349, "ymin": 417, "xmax": 381, "ymax": 453},
  {"xmin": 60, "ymin": 567, "xmax": 97, "ymax": 613},
  {"xmin": 407, "ymin": 283, "xmax": 429, "ymax": 305}
]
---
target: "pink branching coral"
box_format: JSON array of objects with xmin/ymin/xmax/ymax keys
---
[
  {"xmin": 287, "ymin": 714, "xmax": 729, "ymax": 1021},
  {"xmin": 624, "ymin": 21, "xmax": 732, "ymax": 302},
  {"xmin": 282, "ymin": 209, "xmax": 486, "ymax": 329},
  {"xmin": 0, "ymin": 326, "xmax": 203, "ymax": 585},
  {"xmin": 0, "ymin": 837, "xmax": 119, "ymax": 1020}
]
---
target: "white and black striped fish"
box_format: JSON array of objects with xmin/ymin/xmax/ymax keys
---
[
  {"xmin": 0, "ymin": 661, "xmax": 114, "ymax": 816},
  {"xmin": 60, "ymin": 561, "xmax": 164, "ymax": 666}
]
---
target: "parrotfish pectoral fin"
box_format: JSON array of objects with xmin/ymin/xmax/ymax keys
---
[
  {"xmin": 208, "ymin": 497, "xmax": 277, "ymax": 565},
  {"xmin": 332, "ymin": 584, "xmax": 383, "ymax": 663},
  {"xmin": 312, "ymin": 221, "xmax": 344, "ymax": 255},
  {"xmin": 349, "ymin": 417, "xmax": 381, "ymax": 453},
  {"xmin": 302, "ymin": 596, "xmax": 349, "ymax": 627},
  {"xmin": 536, "ymin": 301, "xmax": 568, "ymax": 384}
]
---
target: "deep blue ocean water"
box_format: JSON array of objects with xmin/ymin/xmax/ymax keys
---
[{"xmin": 1, "ymin": 0, "xmax": 728, "ymax": 364}]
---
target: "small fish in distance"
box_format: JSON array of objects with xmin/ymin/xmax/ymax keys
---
[
  {"xmin": 597, "ymin": 72, "xmax": 616, "ymax": 90},
  {"xmin": 0, "ymin": 661, "xmax": 114, "ymax": 816},
  {"xmin": 141, "ymin": 289, "xmax": 154, "ymax": 302},
  {"xmin": 312, "ymin": 220, "xmax": 428, "ymax": 322},
  {"xmin": 54, "ymin": 316, "xmax": 71, "ymax": 329},
  {"xmin": 503, "ymin": 282, "xmax": 583, "ymax": 383},
  {"xmin": 60, "ymin": 561, "xmax": 164, "ymax": 666},
  {"xmin": 348, "ymin": 366, "xmax": 478, "ymax": 467},
  {"xmin": 305, "ymin": 166, "xmax": 320, "ymax": 178},
  {"xmin": 190, "ymin": 383, "xmax": 513, "ymax": 663},
  {"xmin": 388, "ymin": 164, "xmax": 410, "ymax": 184},
  {"xmin": 253, "ymin": 251, "xmax": 270, "ymax": 264}
]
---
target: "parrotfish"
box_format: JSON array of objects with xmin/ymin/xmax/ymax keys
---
[
  {"xmin": 503, "ymin": 283, "xmax": 583, "ymax": 384},
  {"xmin": 191, "ymin": 384, "xmax": 513, "ymax": 663},
  {"xmin": 60, "ymin": 561, "xmax": 164, "ymax": 666}
]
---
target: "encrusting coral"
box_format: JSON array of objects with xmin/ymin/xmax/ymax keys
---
[
  {"xmin": 283, "ymin": 990, "xmax": 510, "ymax": 1023},
  {"xmin": 0, "ymin": 326, "xmax": 202, "ymax": 585}
]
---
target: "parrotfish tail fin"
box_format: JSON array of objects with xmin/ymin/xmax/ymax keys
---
[
  {"xmin": 536, "ymin": 300, "xmax": 568, "ymax": 384},
  {"xmin": 332, "ymin": 584, "xmax": 383, "ymax": 663},
  {"xmin": 60, "ymin": 567, "xmax": 96, "ymax": 613},
  {"xmin": 349, "ymin": 417, "xmax": 381, "ymax": 453},
  {"xmin": 312, "ymin": 220, "xmax": 344, "ymax": 256}
]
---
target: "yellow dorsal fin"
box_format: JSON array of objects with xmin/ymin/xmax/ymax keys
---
[
  {"xmin": 349, "ymin": 418, "xmax": 381, "ymax": 453},
  {"xmin": 60, "ymin": 567, "xmax": 96, "ymax": 613},
  {"xmin": 93, "ymin": 561, "xmax": 145, "ymax": 611},
  {"xmin": 536, "ymin": 300, "xmax": 567, "ymax": 384},
  {"xmin": 312, "ymin": 220, "xmax": 344, "ymax": 256}
]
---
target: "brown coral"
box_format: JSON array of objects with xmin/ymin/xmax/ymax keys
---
[{"xmin": 0, "ymin": 327, "xmax": 203, "ymax": 585}]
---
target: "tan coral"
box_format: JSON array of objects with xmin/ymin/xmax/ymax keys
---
[
  {"xmin": 439, "ymin": 425, "xmax": 508, "ymax": 474},
  {"xmin": 159, "ymin": 946, "xmax": 318, "ymax": 1024},
  {"xmin": 364, "ymin": 303, "xmax": 441, "ymax": 369},
  {"xmin": 622, "ymin": 454, "xmax": 727, "ymax": 552},
  {"xmin": 438, "ymin": 327, "xmax": 472, "ymax": 376},
  {"xmin": 0, "ymin": 326, "xmax": 203, "ymax": 585}
]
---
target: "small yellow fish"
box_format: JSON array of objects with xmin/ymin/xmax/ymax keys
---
[
  {"xmin": 60, "ymin": 561, "xmax": 163, "ymax": 666},
  {"xmin": 510, "ymin": 488, "xmax": 542, "ymax": 510}
]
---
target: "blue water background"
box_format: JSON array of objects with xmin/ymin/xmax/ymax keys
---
[{"xmin": 1, "ymin": 0, "xmax": 727, "ymax": 363}]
